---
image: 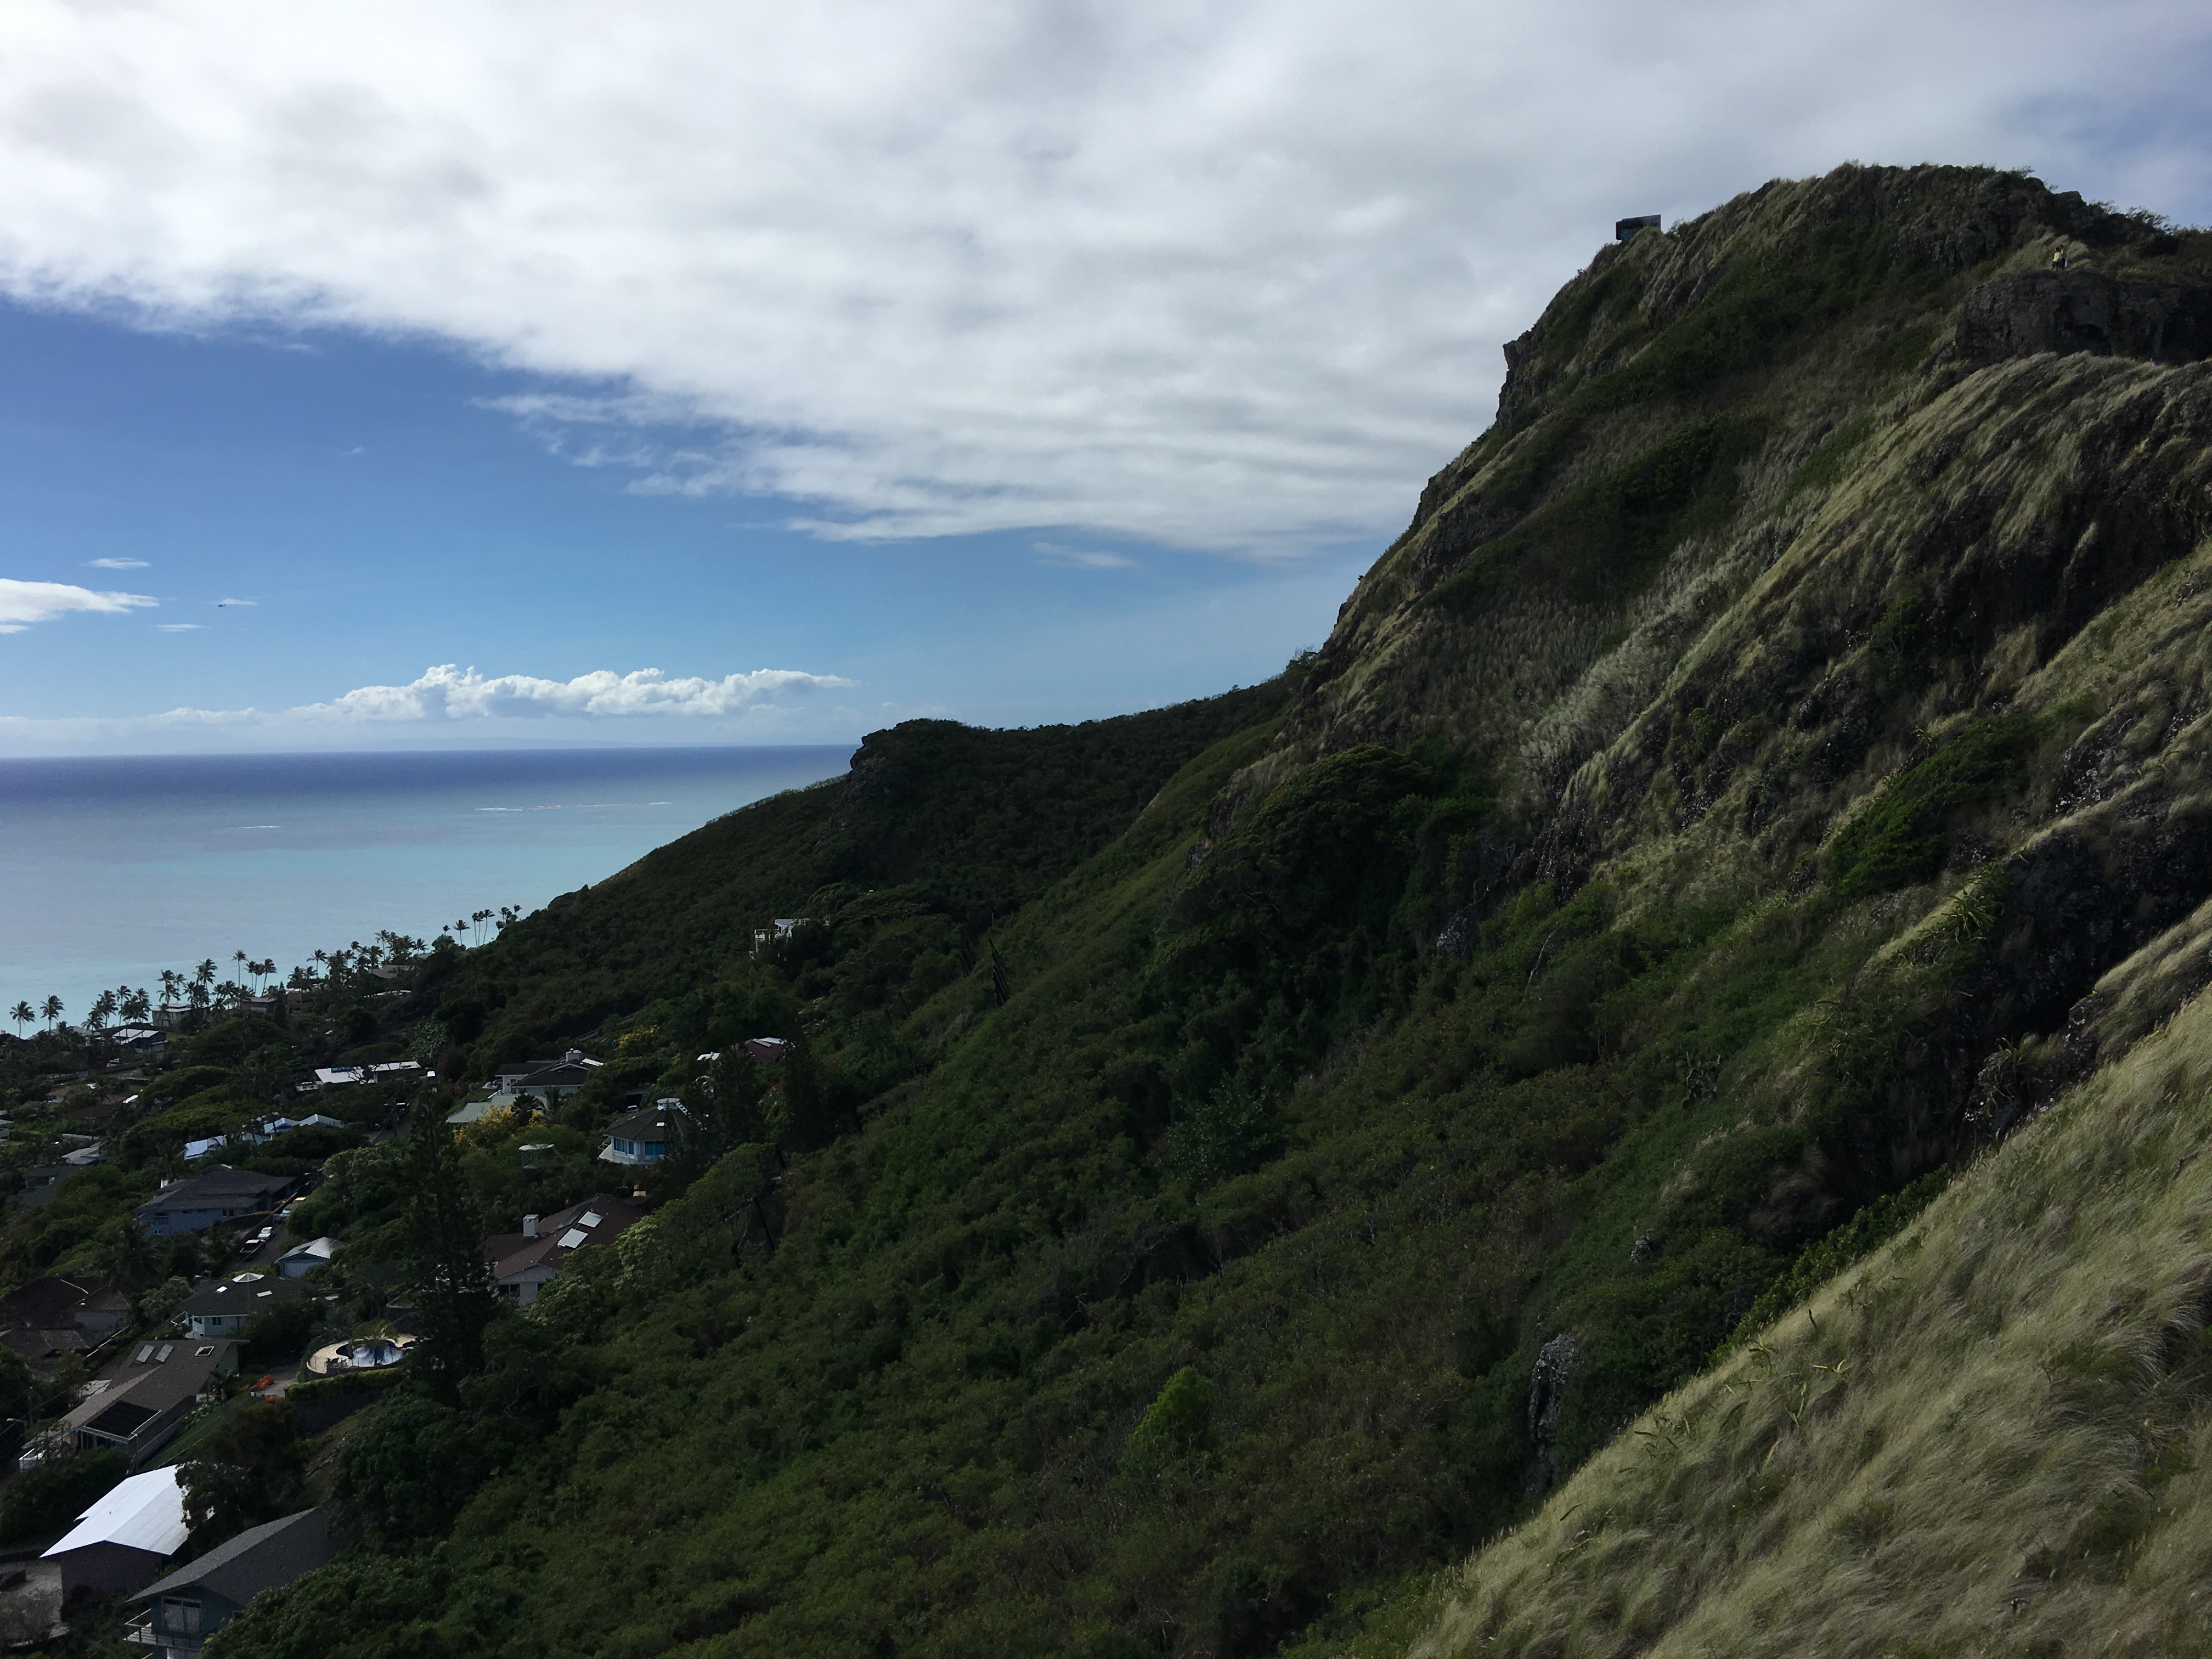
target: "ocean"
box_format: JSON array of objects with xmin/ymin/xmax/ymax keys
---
[{"xmin": 0, "ymin": 744, "xmax": 851, "ymax": 1023}]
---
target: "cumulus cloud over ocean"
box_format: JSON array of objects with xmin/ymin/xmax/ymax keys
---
[
  {"xmin": 0, "ymin": 661, "xmax": 859, "ymax": 750},
  {"xmin": 302, "ymin": 664, "xmax": 854, "ymax": 721}
]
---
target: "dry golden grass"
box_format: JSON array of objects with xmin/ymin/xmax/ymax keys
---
[{"xmin": 1410, "ymin": 979, "xmax": 2212, "ymax": 1658}]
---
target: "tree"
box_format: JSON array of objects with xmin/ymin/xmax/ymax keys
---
[
  {"xmin": 121, "ymin": 986, "xmax": 151, "ymax": 1024},
  {"xmin": 671, "ymin": 1049, "xmax": 771, "ymax": 1184},
  {"xmin": 331, "ymin": 1391, "xmax": 495, "ymax": 1547},
  {"xmin": 233, "ymin": 949, "xmax": 250, "ymax": 986},
  {"xmin": 0, "ymin": 1448, "xmax": 127, "ymax": 1544},
  {"xmin": 91, "ymin": 1219, "xmax": 162, "ymax": 1293},
  {"xmin": 403, "ymin": 1125, "xmax": 499, "ymax": 1400},
  {"xmin": 182, "ymin": 1400, "xmax": 309, "ymax": 1547},
  {"xmin": 39, "ymin": 996, "xmax": 61, "ymax": 1031},
  {"xmin": 7, "ymin": 1003, "xmax": 29, "ymax": 1038},
  {"xmin": 87, "ymin": 990, "xmax": 117, "ymax": 1032}
]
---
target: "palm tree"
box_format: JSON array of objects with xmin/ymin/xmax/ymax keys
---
[
  {"xmin": 233, "ymin": 949, "xmax": 250, "ymax": 986},
  {"xmin": 8, "ymin": 1002, "xmax": 30, "ymax": 1037},
  {"xmin": 194, "ymin": 959, "xmax": 217, "ymax": 992},
  {"xmin": 92, "ymin": 1220, "xmax": 161, "ymax": 1294},
  {"xmin": 159, "ymin": 968, "xmax": 183, "ymax": 1006},
  {"xmin": 88, "ymin": 990, "xmax": 117, "ymax": 1031},
  {"xmin": 121, "ymin": 986, "xmax": 151, "ymax": 1024},
  {"xmin": 40, "ymin": 996, "xmax": 63, "ymax": 1031}
]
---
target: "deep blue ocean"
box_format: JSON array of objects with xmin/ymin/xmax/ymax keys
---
[{"xmin": 0, "ymin": 745, "xmax": 851, "ymax": 1023}]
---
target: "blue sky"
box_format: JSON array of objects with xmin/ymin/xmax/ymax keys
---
[
  {"xmin": 0, "ymin": 301, "xmax": 1363, "ymax": 747},
  {"xmin": 0, "ymin": 0, "xmax": 2205, "ymax": 754}
]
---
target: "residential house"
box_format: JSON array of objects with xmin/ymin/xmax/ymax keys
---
[
  {"xmin": 492, "ymin": 1051, "xmax": 603, "ymax": 1105},
  {"xmin": 695, "ymin": 1037, "xmax": 787, "ymax": 1065},
  {"xmin": 181, "ymin": 1272, "xmax": 314, "ymax": 1339},
  {"xmin": 132, "ymin": 1169, "xmax": 292, "ymax": 1237},
  {"xmin": 41, "ymin": 1466, "xmax": 189, "ymax": 1599},
  {"xmin": 190, "ymin": 1113, "xmax": 352, "ymax": 1161},
  {"xmin": 1, "ymin": 1325, "xmax": 89, "ymax": 1378},
  {"xmin": 481, "ymin": 1194, "xmax": 645, "ymax": 1307},
  {"xmin": 274, "ymin": 1237, "xmax": 337, "ymax": 1278},
  {"xmin": 61, "ymin": 1339, "xmax": 236, "ymax": 1459},
  {"xmin": 11, "ymin": 1164, "xmax": 75, "ymax": 1212},
  {"xmin": 599, "ymin": 1101, "xmax": 683, "ymax": 1167},
  {"xmin": 1, "ymin": 1275, "xmax": 131, "ymax": 1339},
  {"xmin": 312, "ymin": 1062, "xmax": 422, "ymax": 1088},
  {"xmin": 124, "ymin": 1507, "xmax": 335, "ymax": 1656}
]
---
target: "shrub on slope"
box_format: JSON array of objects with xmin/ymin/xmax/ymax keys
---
[{"xmin": 1413, "ymin": 979, "xmax": 2212, "ymax": 1658}]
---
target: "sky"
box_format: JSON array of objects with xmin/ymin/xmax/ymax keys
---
[{"xmin": 0, "ymin": 0, "xmax": 2206, "ymax": 754}]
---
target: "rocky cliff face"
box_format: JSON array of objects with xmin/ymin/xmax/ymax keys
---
[{"xmin": 1230, "ymin": 165, "xmax": 2212, "ymax": 1172}]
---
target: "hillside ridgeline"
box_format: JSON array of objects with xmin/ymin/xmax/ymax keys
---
[{"xmin": 212, "ymin": 163, "xmax": 2212, "ymax": 1658}]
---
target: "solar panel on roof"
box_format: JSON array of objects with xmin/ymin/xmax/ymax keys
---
[
  {"xmin": 155, "ymin": 1344, "xmax": 173, "ymax": 1362},
  {"xmin": 134, "ymin": 1344, "xmax": 154, "ymax": 1363},
  {"xmin": 557, "ymin": 1227, "xmax": 589, "ymax": 1249},
  {"xmin": 578, "ymin": 1211, "xmax": 602, "ymax": 1228}
]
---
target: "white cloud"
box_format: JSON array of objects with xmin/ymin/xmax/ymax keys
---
[
  {"xmin": 0, "ymin": 659, "xmax": 859, "ymax": 752},
  {"xmin": 0, "ymin": 3, "xmax": 2203, "ymax": 554},
  {"xmin": 213, "ymin": 597, "xmax": 256, "ymax": 607},
  {"xmin": 1036, "ymin": 543, "xmax": 1137, "ymax": 571},
  {"xmin": 88, "ymin": 557, "xmax": 149, "ymax": 569},
  {"xmin": 154, "ymin": 622, "xmax": 202, "ymax": 631},
  {"xmin": 295, "ymin": 663, "xmax": 852, "ymax": 721},
  {"xmin": 0, "ymin": 578, "xmax": 157, "ymax": 633}
]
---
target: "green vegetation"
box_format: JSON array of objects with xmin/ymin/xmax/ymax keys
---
[
  {"xmin": 0, "ymin": 161, "xmax": 2182, "ymax": 1658},
  {"xmin": 1827, "ymin": 715, "xmax": 2043, "ymax": 896},
  {"xmin": 1410, "ymin": 984, "xmax": 2212, "ymax": 1656},
  {"xmin": 1435, "ymin": 416, "xmax": 1767, "ymax": 611},
  {"xmin": 0, "ymin": 1448, "xmax": 127, "ymax": 1543}
]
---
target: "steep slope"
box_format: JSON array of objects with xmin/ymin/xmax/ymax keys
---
[
  {"xmin": 1412, "ymin": 975, "xmax": 2212, "ymax": 1657},
  {"xmin": 213, "ymin": 164, "xmax": 2212, "ymax": 1659}
]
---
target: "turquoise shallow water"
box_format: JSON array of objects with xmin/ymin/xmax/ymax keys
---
[{"xmin": 0, "ymin": 744, "xmax": 850, "ymax": 1022}]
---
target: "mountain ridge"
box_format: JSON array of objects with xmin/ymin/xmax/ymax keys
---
[{"xmin": 206, "ymin": 162, "xmax": 2212, "ymax": 1659}]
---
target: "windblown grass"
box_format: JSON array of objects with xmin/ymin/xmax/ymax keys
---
[{"xmin": 1412, "ymin": 980, "xmax": 2212, "ymax": 1658}]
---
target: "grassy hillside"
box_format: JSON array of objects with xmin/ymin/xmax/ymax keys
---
[
  {"xmin": 1410, "ymin": 970, "xmax": 2212, "ymax": 1657},
  {"xmin": 208, "ymin": 163, "xmax": 2212, "ymax": 1659}
]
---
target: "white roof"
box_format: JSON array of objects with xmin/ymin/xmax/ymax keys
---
[
  {"xmin": 280, "ymin": 1237, "xmax": 338, "ymax": 1260},
  {"xmin": 43, "ymin": 1466, "xmax": 188, "ymax": 1560}
]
